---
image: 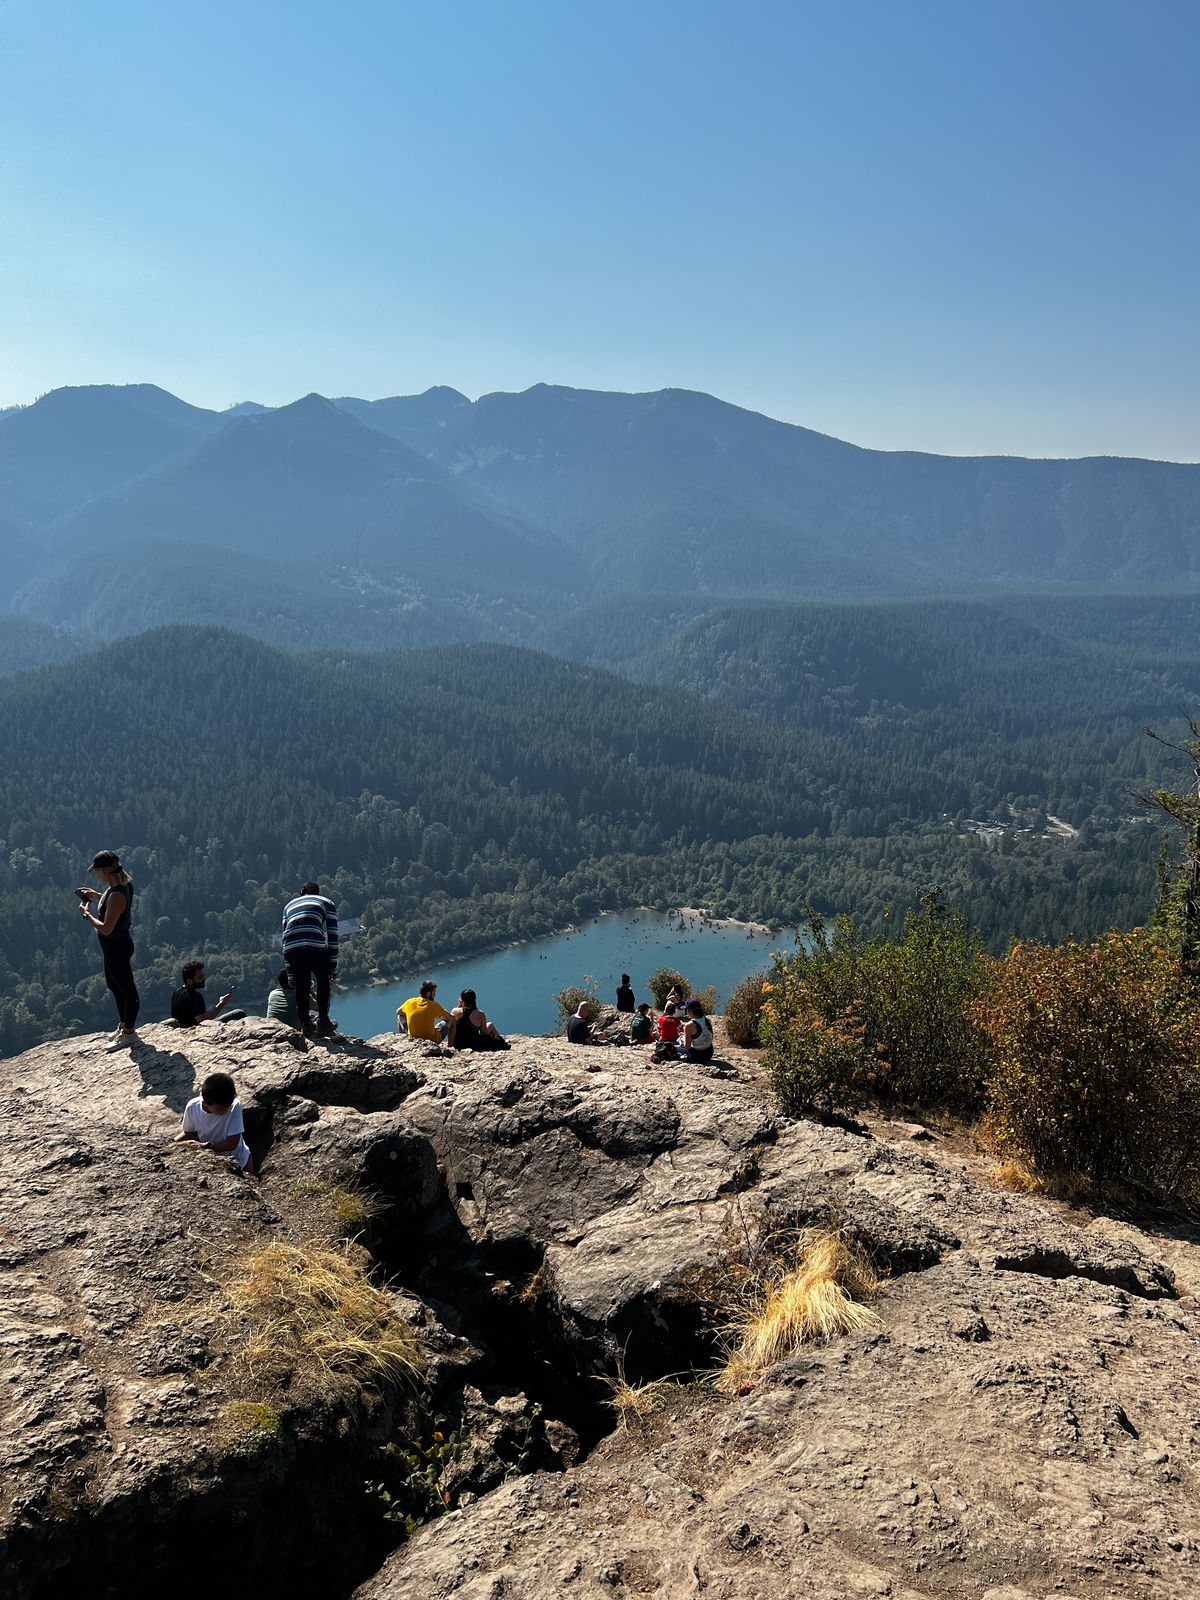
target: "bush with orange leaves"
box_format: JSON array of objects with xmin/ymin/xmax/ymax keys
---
[{"xmin": 977, "ymin": 928, "xmax": 1200, "ymax": 1199}]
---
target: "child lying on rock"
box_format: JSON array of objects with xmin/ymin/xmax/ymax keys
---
[{"xmin": 174, "ymin": 1071, "xmax": 254, "ymax": 1174}]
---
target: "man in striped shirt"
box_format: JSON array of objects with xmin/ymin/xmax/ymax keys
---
[{"xmin": 282, "ymin": 881, "xmax": 339, "ymax": 1038}]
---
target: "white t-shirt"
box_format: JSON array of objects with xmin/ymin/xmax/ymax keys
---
[{"xmin": 181, "ymin": 1095, "xmax": 251, "ymax": 1169}]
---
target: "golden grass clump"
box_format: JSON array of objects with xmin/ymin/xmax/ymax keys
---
[
  {"xmin": 598, "ymin": 1351, "xmax": 692, "ymax": 1430},
  {"xmin": 716, "ymin": 1226, "xmax": 881, "ymax": 1394},
  {"xmin": 287, "ymin": 1178, "xmax": 378, "ymax": 1238},
  {"xmin": 222, "ymin": 1239, "xmax": 421, "ymax": 1406},
  {"xmin": 603, "ymin": 1376, "xmax": 677, "ymax": 1429},
  {"xmin": 991, "ymin": 1158, "xmax": 1040, "ymax": 1193}
]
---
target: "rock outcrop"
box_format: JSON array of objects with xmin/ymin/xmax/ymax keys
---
[{"xmin": 2, "ymin": 1018, "xmax": 1199, "ymax": 1599}]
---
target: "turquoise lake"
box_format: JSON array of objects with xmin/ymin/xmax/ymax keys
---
[{"xmin": 332, "ymin": 909, "xmax": 794, "ymax": 1039}]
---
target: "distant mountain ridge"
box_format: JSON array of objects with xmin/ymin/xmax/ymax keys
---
[
  {"xmin": 2, "ymin": 379, "xmax": 1198, "ymax": 643},
  {"xmin": 351, "ymin": 382, "xmax": 1200, "ymax": 590},
  {"xmin": 4, "ymin": 390, "xmax": 587, "ymax": 635}
]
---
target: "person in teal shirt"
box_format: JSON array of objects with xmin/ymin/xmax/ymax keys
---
[{"xmin": 629, "ymin": 1002, "xmax": 654, "ymax": 1043}]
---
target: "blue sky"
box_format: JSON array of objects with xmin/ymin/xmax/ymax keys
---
[{"xmin": 1, "ymin": 0, "xmax": 1197, "ymax": 457}]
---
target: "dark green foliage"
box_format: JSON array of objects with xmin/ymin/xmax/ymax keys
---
[
  {"xmin": 365, "ymin": 1414, "xmax": 470, "ymax": 1539},
  {"xmin": 861, "ymin": 894, "xmax": 990, "ymax": 1110},
  {"xmin": 762, "ymin": 896, "xmax": 990, "ymax": 1118},
  {"xmin": 761, "ymin": 941, "xmax": 870, "ymax": 1119},
  {"xmin": 1139, "ymin": 719, "xmax": 1200, "ymax": 973},
  {"xmin": 632, "ymin": 593, "xmax": 1200, "ymax": 824},
  {"xmin": 724, "ymin": 971, "xmax": 768, "ymax": 1047}
]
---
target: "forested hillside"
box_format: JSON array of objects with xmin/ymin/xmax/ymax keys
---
[
  {"xmin": 629, "ymin": 592, "xmax": 1200, "ymax": 821},
  {"xmin": 0, "ymin": 615, "xmax": 94, "ymax": 674},
  {"xmin": 0, "ymin": 620, "xmax": 1176, "ymax": 1055}
]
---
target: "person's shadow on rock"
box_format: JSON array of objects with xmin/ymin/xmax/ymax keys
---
[{"xmin": 135, "ymin": 1048, "xmax": 198, "ymax": 1113}]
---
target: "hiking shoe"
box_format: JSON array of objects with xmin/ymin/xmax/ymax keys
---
[
  {"xmin": 316, "ymin": 1019, "xmax": 338, "ymax": 1037},
  {"xmin": 104, "ymin": 1030, "xmax": 138, "ymax": 1052}
]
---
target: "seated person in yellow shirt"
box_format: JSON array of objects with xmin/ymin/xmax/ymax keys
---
[{"xmin": 397, "ymin": 979, "xmax": 451, "ymax": 1041}]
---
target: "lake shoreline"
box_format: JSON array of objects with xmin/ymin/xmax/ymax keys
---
[
  {"xmin": 335, "ymin": 905, "xmax": 781, "ymax": 1009},
  {"xmin": 674, "ymin": 904, "xmax": 774, "ymax": 938}
]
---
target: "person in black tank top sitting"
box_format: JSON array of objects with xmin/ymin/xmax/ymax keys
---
[{"xmin": 447, "ymin": 989, "xmax": 509, "ymax": 1051}]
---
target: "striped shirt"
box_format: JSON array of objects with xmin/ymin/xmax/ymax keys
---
[{"xmin": 281, "ymin": 893, "xmax": 339, "ymax": 965}]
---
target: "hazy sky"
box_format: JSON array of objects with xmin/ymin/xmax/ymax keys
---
[{"xmin": 2, "ymin": 0, "xmax": 1197, "ymax": 458}]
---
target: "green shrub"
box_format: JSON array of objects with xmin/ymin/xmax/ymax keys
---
[
  {"xmin": 366, "ymin": 1412, "xmax": 471, "ymax": 1538},
  {"xmin": 554, "ymin": 984, "xmax": 599, "ymax": 1028},
  {"xmin": 857, "ymin": 894, "xmax": 989, "ymax": 1111},
  {"xmin": 725, "ymin": 972, "xmax": 769, "ymax": 1046},
  {"xmin": 647, "ymin": 967, "xmax": 690, "ymax": 1008},
  {"xmin": 977, "ymin": 928, "xmax": 1200, "ymax": 1198},
  {"xmin": 762, "ymin": 982, "xmax": 869, "ymax": 1118},
  {"xmin": 761, "ymin": 894, "xmax": 989, "ymax": 1118}
]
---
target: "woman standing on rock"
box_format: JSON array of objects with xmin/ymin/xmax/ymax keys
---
[{"xmin": 78, "ymin": 850, "xmax": 139, "ymax": 1050}]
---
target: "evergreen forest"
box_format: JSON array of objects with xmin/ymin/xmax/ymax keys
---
[{"xmin": 1, "ymin": 590, "xmax": 1196, "ymax": 1057}]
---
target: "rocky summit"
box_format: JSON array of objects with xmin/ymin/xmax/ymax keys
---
[{"xmin": 2, "ymin": 1018, "xmax": 1199, "ymax": 1600}]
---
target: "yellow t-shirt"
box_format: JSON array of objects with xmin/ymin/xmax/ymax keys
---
[{"xmin": 400, "ymin": 996, "xmax": 450, "ymax": 1041}]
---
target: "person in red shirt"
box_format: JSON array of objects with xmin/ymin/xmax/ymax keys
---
[{"xmin": 656, "ymin": 1002, "xmax": 681, "ymax": 1043}]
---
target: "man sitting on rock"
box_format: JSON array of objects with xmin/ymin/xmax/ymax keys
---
[
  {"xmin": 567, "ymin": 1001, "xmax": 596, "ymax": 1045},
  {"xmin": 170, "ymin": 962, "xmax": 244, "ymax": 1026},
  {"xmin": 266, "ymin": 966, "xmax": 314, "ymax": 1032},
  {"xmin": 397, "ymin": 979, "xmax": 451, "ymax": 1041}
]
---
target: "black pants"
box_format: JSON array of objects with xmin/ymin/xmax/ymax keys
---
[
  {"xmin": 288, "ymin": 948, "xmax": 332, "ymax": 1027},
  {"xmin": 100, "ymin": 936, "xmax": 140, "ymax": 1029}
]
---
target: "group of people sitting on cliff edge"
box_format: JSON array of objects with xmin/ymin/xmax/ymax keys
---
[{"xmin": 567, "ymin": 974, "xmax": 715, "ymax": 1063}]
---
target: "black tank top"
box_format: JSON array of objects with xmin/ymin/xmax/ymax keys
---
[
  {"xmin": 453, "ymin": 1008, "xmax": 486, "ymax": 1050},
  {"xmin": 97, "ymin": 883, "xmax": 133, "ymax": 944}
]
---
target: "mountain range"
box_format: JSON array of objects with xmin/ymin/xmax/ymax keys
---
[{"xmin": 2, "ymin": 381, "xmax": 1198, "ymax": 646}]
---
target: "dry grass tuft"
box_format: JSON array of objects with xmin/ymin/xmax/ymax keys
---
[
  {"xmin": 287, "ymin": 1178, "xmax": 378, "ymax": 1238},
  {"xmin": 990, "ymin": 1156, "xmax": 1097, "ymax": 1204},
  {"xmin": 598, "ymin": 1352, "xmax": 692, "ymax": 1430},
  {"xmin": 991, "ymin": 1158, "xmax": 1040, "ymax": 1193},
  {"xmin": 331, "ymin": 1187, "xmax": 377, "ymax": 1233},
  {"xmin": 716, "ymin": 1226, "xmax": 881, "ymax": 1394},
  {"xmin": 221, "ymin": 1240, "xmax": 421, "ymax": 1408}
]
